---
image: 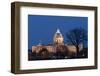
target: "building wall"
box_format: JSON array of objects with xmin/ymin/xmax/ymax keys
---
[{"xmin": 32, "ymin": 44, "xmax": 83, "ymax": 54}]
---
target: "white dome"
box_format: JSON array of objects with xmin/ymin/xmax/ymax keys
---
[{"xmin": 53, "ymin": 28, "xmax": 64, "ymax": 44}]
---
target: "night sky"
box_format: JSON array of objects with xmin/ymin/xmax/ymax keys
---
[{"xmin": 28, "ymin": 15, "xmax": 88, "ymax": 49}]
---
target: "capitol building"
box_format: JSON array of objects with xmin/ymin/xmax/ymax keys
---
[{"xmin": 31, "ymin": 29, "xmax": 83, "ymax": 57}]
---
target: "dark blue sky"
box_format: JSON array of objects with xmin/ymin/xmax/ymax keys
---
[{"xmin": 28, "ymin": 15, "xmax": 88, "ymax": 49}]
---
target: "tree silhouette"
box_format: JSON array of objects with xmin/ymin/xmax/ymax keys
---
[
  {"xmin": 66, "ymin": 27, "xmax": 87, "ymax": 57},
  {"xmin": 38, "ymin": 48, "xmax": 50, "ymax": 59},
  {"xmin": 55, "ymin": 45, "xmax": 68, "ymax": 59}
]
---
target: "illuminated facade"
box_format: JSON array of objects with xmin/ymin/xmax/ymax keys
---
[{"xmin": 32, "ymin": 29, "xmax": 83, "ymax": 54}]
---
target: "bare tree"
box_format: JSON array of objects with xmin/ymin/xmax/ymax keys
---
[
  {"xmin": 66, "ymin": 27, "xmax": 87, "ymax": 57},
  {"xmin": 39, "ymin": 48, "xmax": 50, "ymax": 59}
]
